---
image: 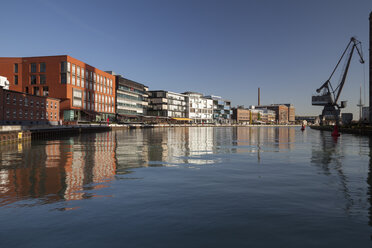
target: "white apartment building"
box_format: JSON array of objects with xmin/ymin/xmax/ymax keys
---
[{"xmin": 183, "ymin": 92, "xmax": 213, "ymax": 123}]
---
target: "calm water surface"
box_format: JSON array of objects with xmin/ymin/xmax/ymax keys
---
[{"xmin": 0, "ymin": 127, "xmax": 372, "ymax": 247}]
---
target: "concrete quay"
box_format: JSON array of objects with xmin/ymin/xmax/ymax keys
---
[{"xmin": 310, "ymin": 125, "xmax": 372, "ymax": 136}]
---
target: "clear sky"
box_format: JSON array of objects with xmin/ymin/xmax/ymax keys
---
[{"xmin": 0, "ymin": 0, "xmax": 371, "ymax": 117}]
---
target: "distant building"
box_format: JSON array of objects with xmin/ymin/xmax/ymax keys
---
[
  {"xmin": 183, "ymin": 92, "xmax": 213, "ymax": 124},
  {"xmin": 232, "ymin": 107, "xmax": 250, "ymax": 124},
  {"xmin": 362, "ymin": 106, "xmax": 369, "ymax": 122},
  {"xmin": 147, "ymin": 90, "xmax": 188, "ymax": 120},
  {"xmin": 204, "ymin": 95, "xmax": 232, "ymax": 124},
  {"xmin": 0, "ymin": 55, "xmax": 116, "ymax": 122},
  {"xmin": 295, "ymin": 116, "xmax": 319, "ymax": 124},
  {"xmin": 106, "ymin": 72, "xmax": 148, "ymax": 123},
  {"xmin": 256, "ymin": 104, "xmax": 295, "ymax": 124},
  {"xmin": 341, "ymin": 113, "xmax": 353, "ymax": 125},
  {"xmin": 0, "ymin": 86, "xmax": 60, "ymax": 125},
  {"xmin": 232, "ymin": 106, "xmax": 276, "ymax": 124}
]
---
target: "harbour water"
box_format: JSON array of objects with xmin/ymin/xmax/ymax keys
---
[{"xmin": 0, "ymin": 127, "xmax": 372, "ymax": 247}]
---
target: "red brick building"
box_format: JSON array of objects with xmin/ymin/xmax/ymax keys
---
[
  {"xmin": 256, "ymin": 104, "xmax": 295, "ymax": 124},
  {"xmin": 0, "ymin": 86, "xmax": 60, "ymax": 125},
  {"xmin": 0, "ymin": 55, "xmax": 116, "ymax": 122}
]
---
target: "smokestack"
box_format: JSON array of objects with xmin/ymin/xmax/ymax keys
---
[
  {"xmin": 369, "ymin": 12, "xmax": 372, "ymax": 122},
  {"xmin": 258, "ymin": 87, "xmax": 260, "ymax": 106}
]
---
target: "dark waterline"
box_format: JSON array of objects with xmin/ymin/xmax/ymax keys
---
[{"xmin": 0, "ymin": 127, "xmax": 372, "ymax": 247}]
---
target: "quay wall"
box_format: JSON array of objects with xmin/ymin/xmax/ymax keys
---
[{"xmin": 310, "ymin": 125, "xmax": 372, "ymax": 136}]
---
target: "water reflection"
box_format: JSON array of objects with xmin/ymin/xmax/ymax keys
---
[
  {"xmin": 0, "ymin": 127, "xmax": 298, "ymax": 207},
  {"xmin": 0, "ymin": 132, "xmax": 117, "ymax": 206}
]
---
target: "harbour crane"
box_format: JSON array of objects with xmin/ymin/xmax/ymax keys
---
[{"xmin": 312, "ymin": 37, "xmax": 365, "ymax": 125}]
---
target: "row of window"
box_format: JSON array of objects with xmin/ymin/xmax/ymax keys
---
[
  {"xmin": 60, "ymin": 73, "xmax": 113, "ymax": 94},
  {"xmin": 30, "ymin": 75, "xmax": 46, "ymax": 85},
  {"xmin": 5, "ymin": 109, "xmax": 57, "ymax": 120},
  {"xmin": 5, "ymin": 94, "xmax": 57, "ymax": 109},
  {"xmin": 14, "ymin": 63, "xmax": 46, "ymax": 73},
  {"xmin": 60, "ymin": 62, "xmax": 113, "ymax": 87}
]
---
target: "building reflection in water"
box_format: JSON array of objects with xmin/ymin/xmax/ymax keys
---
[
  {"xmin": 233, "ymin": 127, "xmax": 295, "ymax": 162},
  {"xmin": 0, "ymin": 127, "xmax": 298, "ymax": 207},
  {"xmin": 0, "ymin": 132, "xmax": 117, "ymax": 206}
]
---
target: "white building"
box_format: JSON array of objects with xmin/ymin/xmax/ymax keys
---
[
  {"xmin": 0, "ymin": 76, "xmax": 9, "ymax": 89},
  {"xmin": 183, "ymin": 92, "xmax": 213, "ymax": 123}
]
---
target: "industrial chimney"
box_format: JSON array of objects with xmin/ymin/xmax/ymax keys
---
[{"xmin": 258, "ymin": 87, "xmax": 260, "ymax": 106}]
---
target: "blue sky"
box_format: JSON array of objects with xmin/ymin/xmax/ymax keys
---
[{"xmin": 0, "ymin": 0, "xmax": 371, "ymax": 116}]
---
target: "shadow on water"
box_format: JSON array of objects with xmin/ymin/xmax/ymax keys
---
[
  {"xmin": 369, "ymin": 136, "xmax": 372, "ymax": 237},
  {"xmin": 311, "ymin": 131, "xmax": 353, "ymax": 212}
]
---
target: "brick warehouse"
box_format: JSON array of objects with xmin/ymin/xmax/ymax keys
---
[
  {"xmin": 0, "ymin": 55, "xmax": 116, "ymax": 122},
  {"xmin": 0, "ymin": 86, "xmax": 60, "ymax": 125}
]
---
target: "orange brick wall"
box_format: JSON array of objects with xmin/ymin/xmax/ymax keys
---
[{"xmin": 0, "ymin": 55, "xmax": 116, "ymax": 119}]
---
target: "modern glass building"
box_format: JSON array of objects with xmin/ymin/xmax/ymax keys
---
[
  {"xmin": 108, "ymin": 73, "xmax": 148, "ymax": 123},
  {"xmin": 204, "ymin": 95, "xmax": 232, "ymax": 123},
  {"xmin": 147, "ymin": 90, "xmax": 188, "ymax": 119}
]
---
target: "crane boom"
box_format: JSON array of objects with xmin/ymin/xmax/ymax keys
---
[{"xmin": 312, "ymin": 37, "xmax": 365, "ymax": 125}]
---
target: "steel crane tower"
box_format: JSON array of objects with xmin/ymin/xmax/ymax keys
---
[{"xmin": 312, "ymin": 37, "xmax": 365, "ymax": 125}]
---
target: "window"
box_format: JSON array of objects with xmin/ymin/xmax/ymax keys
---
[
  {"xmin": 82, "ymin": 68, "xmax": 85, "ymax": 78},
  {"xmin": 61, "ymin": 73, "xmax": 66, "ymax": 84},
  {"xmin": 14, "ymin": 75, "xmax": 18, "ymax": 85},
  {"xmin": 6, "ymin": 94, "xmax": 10, "ymax": 104},
  {"xmin": 50, "ymin": 112, "xmax": 52, "ymax": 119},
  {"xmin": 72, "ymin": 76, "xmax": 75, "ymax": 85},
  {"xmin": 55, "ymin": 102, "xmax": 57, "ymax": 109},
  {"xmin": 67, "ymin": 62, "xmax": 71, "ymax": 72},
  {"xmin": 43, "ymin": 86, "xmax": 49, "ymax": 96},
  {"xmin": 40, "ymin": 63, "xmax": 46, "ymax": 72},
  {"xmin": 61, "ymin": 61, "xmax": 67, "ymax": 72},
  {"xmin": 30, "ymin": 75, "xmax": 37, "ymax": 85},
  {"xmin": 46, "ymin": 101, "xmax": 48, "ymax": 108},
  {"xmin": 24, "ymin": 98, "xmax": 28, "ymax": 106},
  {"xmin": 77, "ymin": 66, "xmax": 80, "ymax": 77},
  {"xmin": 31, "ymin": 63, "xmax": 37, "ymax": 73},
  {"xmin": 25, "ymin": 87, "xmax": 29, "ymax": 94},
  {"xmin": 72, "ymin": 64, "xmax": 75, "ymax": 75},
  {"xmin": 14, "ymin": 64, "xmax": 18, "ymax": 73},
  {"xmin": 54, "ymin": 113, "xmax": 57, "ymax": 120},
  {"xmin": 33, "ymin": 86, "xmax": 40, "ymax": 96},
  {"xmin": 50, "ymin": 101, "xmax": 53, "ymax": 109},
  {"xmin": 13, "ymin": 96, "xmax": 16, "ymax": 105},
  {"xmin": 40, "ymin": 75, "xmax": 46, "ymax": 84}
]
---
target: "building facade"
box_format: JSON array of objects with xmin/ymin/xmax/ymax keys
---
[
  {"xmin": 232, "ymin": 107, "xmax": 276, "ymax": 124},
  {"xmin": 183, "ymin": 92, "xmax": 213, "ymax": 124},
  {"xmin": 232, "ymin": 108, "xmax": 250, "ymax": 124},
  {"xmin": 108, "ymin": 73, "xmax": 148, "ymax": 122},
  {"xmin": 204, "ymin": 95, "xmax": 232, "ymax": 123},
  {"xmin": 0, "ymin": 56, "xmax": 116, "ymax": 122},
  {"xmin": 0, "ymin": 86, "xmax": 60, "ymax": 125},
  {"xmin": 257, "ymin": 104, "xmax": 294, "ymax": 124},
  {"xmin": 147, "ymin": 91, "xmax": 188, "ymax": 119}
]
